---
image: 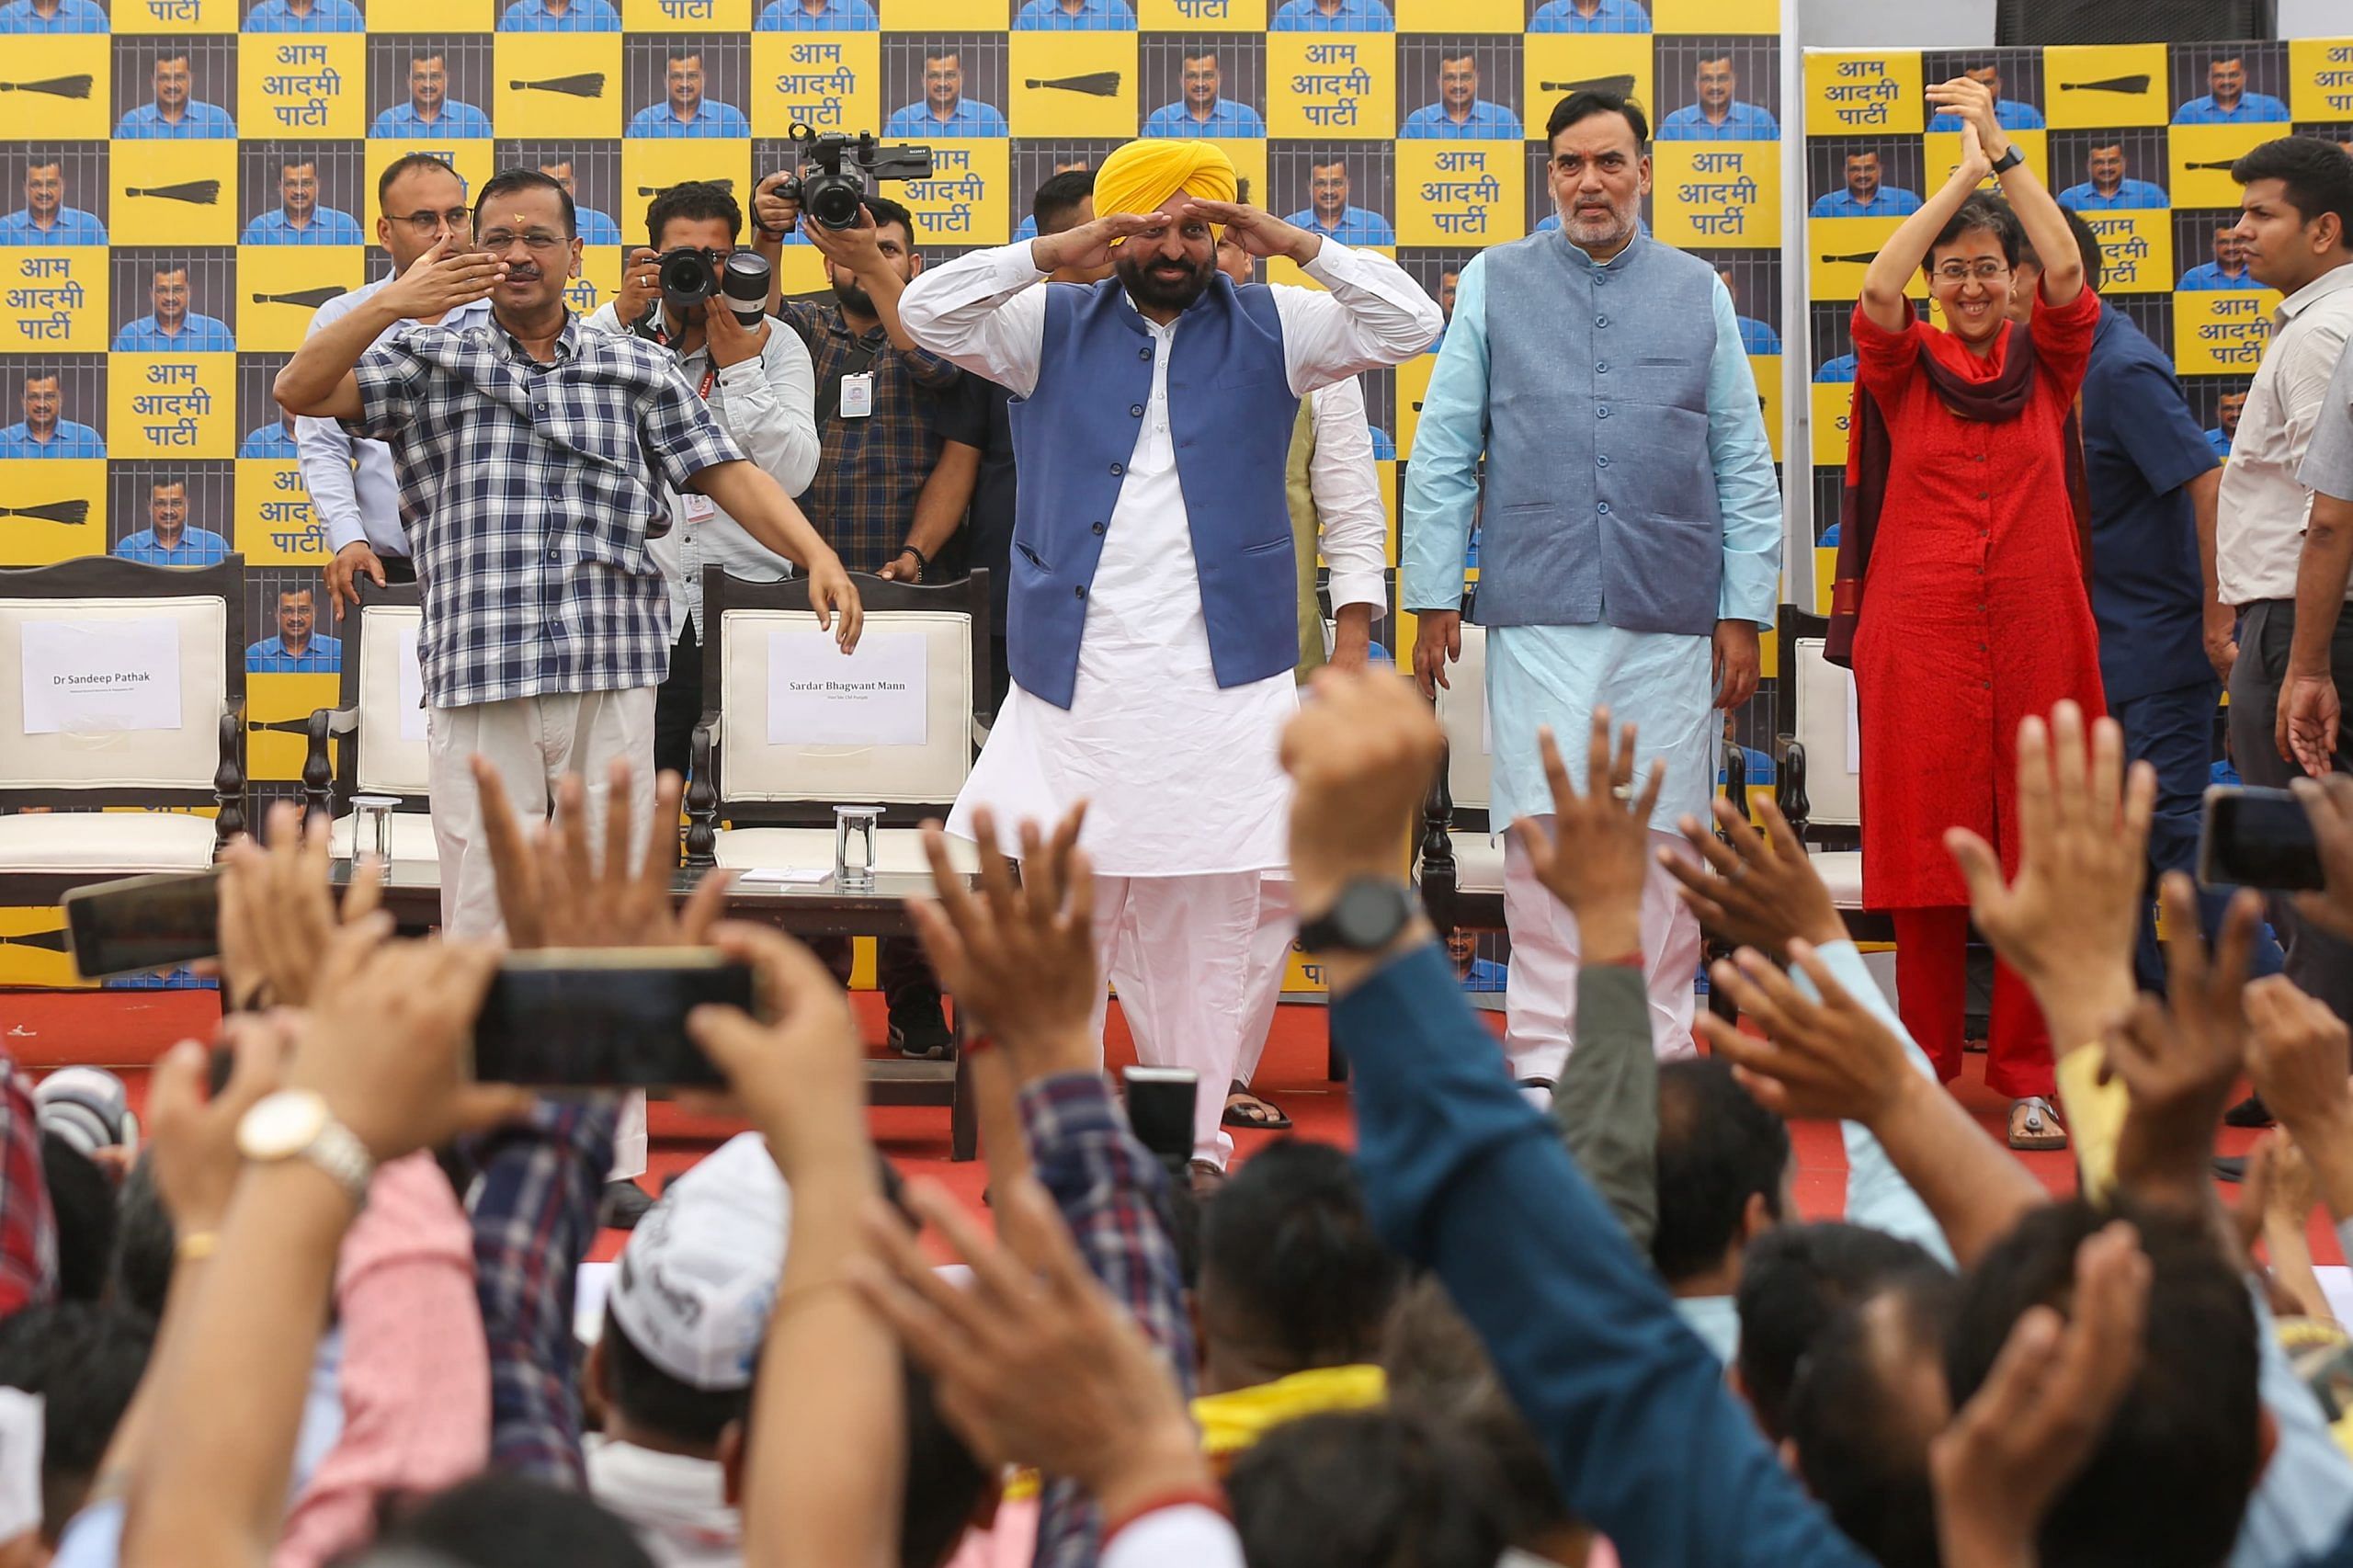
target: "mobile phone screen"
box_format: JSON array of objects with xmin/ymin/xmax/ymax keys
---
[
  {"xmin": 472, "ymin": 951, "xmax": 753, "ymax": 1088},
  {"xmin": 1123, "ymin": 1065, "xmax": 1199, "ymax": 1169},
  {"xmin": 63, "ymin": 868, "xmax": 224, "ymax": 981},
  {"xmin": 2200, "ymin": 786, "xmax": 2324, "ymax": 892}
]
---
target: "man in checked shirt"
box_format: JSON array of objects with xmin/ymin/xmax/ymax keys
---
[{"xmin": 274, "ymin": 167, "xmax": 861, "ymax": 943}]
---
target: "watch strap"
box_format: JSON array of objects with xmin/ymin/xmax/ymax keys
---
[
  {"xmin": 1989, "ymin": 145, "xmax": 2025, "ymax": 175},
  {"xmin": 1297, "ymin": 877, "xmax": 1418, "ymax": 954}
]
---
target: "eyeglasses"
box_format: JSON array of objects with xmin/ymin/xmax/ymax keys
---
[
  {"xmin": 391, "ymin": 208, "xmax": 473, "ymax": 234},
  {"xmin": 1932, "ymin": 262, "xmax": 2011, "ymax": 284},
  {"xmin": 479, "ymin": 230, "xmax": 569, "ymax": 254}
]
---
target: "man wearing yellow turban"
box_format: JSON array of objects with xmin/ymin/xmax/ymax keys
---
[{"xmin": 900, "ymin": 138, "xmax": 1439, "ymax": 1187}]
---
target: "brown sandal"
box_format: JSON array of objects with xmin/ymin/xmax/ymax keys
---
[{"xmin": 2008, "ymin": 1096, "xmax": 2068, "ymax": 1152}]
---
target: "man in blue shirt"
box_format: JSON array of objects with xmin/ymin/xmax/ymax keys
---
[
  {"xmin": 1656, "ymin": 56, "xmax": 1779, "ymax": 141},
  {"xmin": 627, "ymin": 51, "xmax": 751, "ymax": 139},
  {"xmin": 2179, "ymin": 224, "xmax": 2263, "ymax": 290},
  {"xmin": 498, "ymin": 0, "xmax": 619, "ymax": 28},
  {"xmin": 1927, "ymin": 63, "xmax": 2043, "ymax": 131},
  {"xmin": 0, "ymin": 0, "xmax": 104, "ymax": 28},
  {"xmin": 0, "ymin": 162, "xmax": 107, "ymax": 245},
  {"xmin": 2175, "ymin": 56, "xmax": 2290, "ymax": 125},
  {"xmin": 754, "ymin": 0, "xmax": 876, "ymax": 25},
  {"xmin": 1268, "ymin": 0, "xmax": 1393, "ymax": 30},
  {"xmin": 2208, "ymin": 389, "xmax": 2245, "ymax": 460},
  {"xmin": 0, "ymin": 373, "xmax": 102, "ymax": 457},
  {"xmin": 1012, "ymin": 0, "xmax": 1134, "ymax": 28},
  {"xmin": 245, "ymin": 587, "xmax": 342, "ymax": 672},
  {"xmin": 1528, "ymin": 0, "xmax": 1651, "ymax": 32},
  {"xmin": 369, "ymin": 54, "xmax": 493, "ymax": 139},
  {"xmin": 114, "ymin": 53, "xmax": 236, "ymax": 138},
  {"xmin": 1814, "ymin": 352, "xmax": 1858, "ymax": 382},
  {"xmin": 1447, "ymin": 929, "xmax": 1507, "ymax": 992},
  {"xmin": 537, "ymin": 160, "xmax": 621, "ymax": 246},
  {"xmin": 2028, "ymin": 215, "xmax": 2268, "ymax": 991},
  {"xmin": 242, "ymin": 160, "xmax": 366, "ymax": 245},
  {"xmin": 1142, "ymin": 50, "xmax": 1264, "ymax": 138},
  {"xmin": 1809, "ymin": 151, "xmax": 1922, "ymax": 218},
  {"xmin": 1400, "ymin": 52, "xmax": 1519, "ymax": 140},
  {"xmin": 1718, "ymin": 265, "xmax": 1779, "ymax": 354},
  {"xmin": 882, "ymin": 51, "xmax": 1007, "ymax": 138},
  {"xmin": 113, "ymin": 266, "xmax": 235, "ymax": 351},
  {"xmin": 2057, "ymin": 143, "xmax": 2169, "ymax": 210},
  {"xmin": 114, "ymin": 480, "xmax": 229, "ymax": 564},
  {"xmin": 238, "ymin": 411, "xmax": 297, "ymax": 457},
  {"xmin": 1284, "ymin": 159, "xmax": 1393, "ymax": 245},
  {"xmin": 244, "ymin": 0, "xmax": 362, "ymax": 30}
]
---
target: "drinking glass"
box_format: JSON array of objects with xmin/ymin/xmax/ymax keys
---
[
  {"xmin": 834, "ymin": 804, "xmax": 881, "ymax": 890},
  {"xmin": 350, "ymin": 794, "xmax": 399, "ymax": 869}
]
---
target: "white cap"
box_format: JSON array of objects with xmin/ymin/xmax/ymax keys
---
[
  {"xmin": 35, "ymin": 1067, "xmax": 135, "ymax": 1160},
  {"xmin": 606, "ymin": 1133, "xmax": 790, "ymax": 1392}
]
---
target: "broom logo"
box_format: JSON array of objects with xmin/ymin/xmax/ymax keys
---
[
  {"xmin": 250, "ymin": 286, "xmax": 345, "ymax": 309},
  {"xmin": 1539, "ymin": 75, "xmax": 1639, "ymax": 99},
  {"xmin": 125, "ymin": 181, "xmax": 222, "ymax": 206},
  {"xmin": 0, "ymin": 74, "xmax": 93, "ymax": 99},
  {"xmin": 0, "ymin": 500, "xmax": 92, "ymax": 525},
  {"xmin": 2058, "ymin": 74, "xmax": 2153, "ymax": 95},
  {"xmin": 508, "ymin": 74, "xmax": 607, "ymax": 97},
  {"xmin": 1025, "ymin": 72, "xmax": 1121, "ymax": 97}
]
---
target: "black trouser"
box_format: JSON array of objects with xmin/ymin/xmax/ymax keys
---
[
  {"xmin": 2227, "ymin": 599, "xmax": 2353, "ymax": 1028},
  {"xmin": 654, "ymin": 620, "xmax": 701, "ymax": 781},
  {"xmin": 381, "ymin": 554, "xmax": 416, "ymax": 585},
  {"xmin": 813, "ymin": 934, "xmax": 945, "ymax": 1030}
]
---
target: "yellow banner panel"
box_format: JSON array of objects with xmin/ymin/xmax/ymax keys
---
[
  {"xmin": 1523, "ymin": 35, "xmax": 1652, "ymax": 137},
  {"xmin": 2074, "ymin": 209, "xmax": 2170, "ymax": 295},
  {"xmin": 753, "ymin": 31, "xmax": 881, "ymax": 140},
  {"xmin": 1923, "ymin": 130, "xmax": 2048, "ymax": 191},
  {"xmin": 1396, "ymin": 347, "xmax": 1432, "ymax": 462},
  {"xmin": 1658, "ymin": 0, "xmax": 1779, "ymax": 32},
  {"xmin": 1653, "ymin": 141, "xmax": 1779, "ymax": 250},
  {"xmin": 237, "ymin": 248, "xmax": 365, "ymax": 353},
  {"xmin": 1812, "ymin": 380, "xmax": 1852, "ymax": 471},
  {"xmin": 115, "ymin": 0, "xmax": 236, "ymax": 32},
  {"xmin": 1009, "ymin": 34, "xmax": 1140, "ymax": 139},
  {"xmin": 2042, "ymin": 44, "xmax": 2168, "ymax": 131},
  {"xmin": 494, "ymin": 33, "xmax": 625, "ymax": 142},
  {"xmin": 0, "ymin": 252, "xmax": 109, "ymax": 357},
  {"xmin": 246, "ymin": 672, "xmax": 341, "ymax": 783},
  {"xmin": 241, "ymin": 34, "xmax": 366, "ymax": 139},
  {"xmin": 2169, "ymin": 124, "xmax": 2271, "ymax": 212},
  {"xmin": 628, "ymin": 0, "xmax": 754, "ymax": 26},
  {"xmin": 899, "ymin": 140, "xmax": 1007, "ymax": 248},
  {"xmin": 1807, "ymin": 216, "xmax": 1926, "ymax": 302},
  {"xmin": 1137, "ymin": 0, "xmax": 1267, "ymax": 27},
  {"xmin": 2176, "ymin": 290, "xmax": 2280, "ymax": 376},
  {"xmin": 1394, "ymin": 142, "xmax": 1522, "ymax": 248},
  {"xmin": 0, "ymin": 37, "xmax": 110, "ymax": 142},
  {"xmin": 235, "ymin": 460, "xmax": 332, "ymax": 569},
  {"xmin": 623, "ymin": 139, "xmax": 755, "ymax": 219},
  {"xmin": 0, "ymin": 459, "xmax": 108, "ymax": 567},
  {"xmin": 1267, "ymin": 32, "xmax": 1395, "ymax": 141},
  {"xmin": 2292, "ymin": 38, "xmax": 2353, "ymax": 121},
  {"xmin": 110, "ymin": 353, "xmax": 233, "ymax": 460},
  {"xmin": 109, "ymin": 142, "xmax": 239, "ymax": 249},
  {"xmin": 1803, "ymin": 51, "xmax": 1921, "ymax": 142},
  {"xmin": 1395, "ymin": 0, "xmax": 1518, "ymax": 29}
]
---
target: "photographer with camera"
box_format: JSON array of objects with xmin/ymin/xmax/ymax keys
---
[
  {"xmin": 752, "ymin": 144, "xmax": 985, "ymax": 1061},
  {"xmin": 583, "ymin": 179, "xmax": 822, "ymax": 780}
]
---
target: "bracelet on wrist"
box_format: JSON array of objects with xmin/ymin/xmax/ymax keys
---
[{"xmin": 897, "ymin": 543, "xmax": 928, "ymax": 580}]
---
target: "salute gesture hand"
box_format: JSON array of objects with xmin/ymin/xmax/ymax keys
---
[
  {"xmin": 380, "ymin": 233, "xmax": 505, "ymax": 321},
  {"xmin": 1179, "ymin": 199, "xmax": 1313, "ymax": 262},
  {"xmin": 1028, "ymin": 210, "xmax": 1179, "ymax": 276}
]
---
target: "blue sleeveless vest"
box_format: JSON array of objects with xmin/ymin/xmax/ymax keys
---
[{"xmin": 1006, "ymin": 275, "xmax": 1300, "ymax": 710}]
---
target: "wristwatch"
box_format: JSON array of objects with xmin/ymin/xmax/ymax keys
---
[
  {"xmin": 1989, "ymin": 145, "xmax": 2025, "ymax": 176},
  {"xmin": 237, "ymin": 1090, "xmax": 374, "ymax": 1210},
  {"xmin": 1297, "ymin": 877, "xmax": 1420, "ymax": 954}
]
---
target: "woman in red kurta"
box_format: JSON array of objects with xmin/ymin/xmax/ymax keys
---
[{"xmin": 1846, "ymin": 79, "xmax": 2104, "ymax": 1150}]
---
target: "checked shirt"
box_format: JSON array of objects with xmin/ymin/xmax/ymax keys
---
[{"xmin": 348, "ymin": 312, "xmax": 744, "ymax": 710}]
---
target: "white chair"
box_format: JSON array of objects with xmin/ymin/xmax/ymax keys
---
[
  {"xmin": 686, "ymin": 567, "xmax": 995, "ymax": 876},
  {"xmin": 301, "ymin": 582, "xmax": 436, "ymax": 859},
  {"xmin": 1415, "ymin": 621, "xmax": 1506, "ymax": 931},
  {"xmin": 0, "ymin": 556, "xmax": 248, "ymax": 905},
  {"xmin": 1776, "ymin": 606, "xmax": 1885, "ymax": 937}
]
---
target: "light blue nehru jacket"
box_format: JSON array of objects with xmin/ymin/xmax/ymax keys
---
[{"xmin": 1472, "ymin": 230, "xmax": 1725, "ymax": 635}]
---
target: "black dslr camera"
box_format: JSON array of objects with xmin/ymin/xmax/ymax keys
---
[
  {"xmin": 772, "ymin": 121, "xmax": 933, "ymax": 231},
  {"xmin": 654, "ymin": 246, "xmax": 772, "ymax": 327}
]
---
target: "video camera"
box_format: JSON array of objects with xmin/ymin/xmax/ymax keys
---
[
  {"xmin": 654, "ymin": 246, "xmax": 771, "ymax": 327},
  {"xmin": 771, "ymin": 121, "xmax": 933, "ymax": 231}
]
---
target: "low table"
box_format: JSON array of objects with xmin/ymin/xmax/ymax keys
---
[{"xmin": 335, "ymin": 858, "xmax": 978, "ymax": 1161}]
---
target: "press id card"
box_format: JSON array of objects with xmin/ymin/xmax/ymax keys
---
[
  {"xmin": 681, "ymin": 490, "xmax": 717, "ymax": 525},
  {"xmin": 840, "ymin": 371, "xmax": 874, "ymax": 419}
]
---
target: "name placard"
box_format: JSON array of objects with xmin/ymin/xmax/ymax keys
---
[
  {"xmin": 768, "ymin": 629, "xmax": 927, "ymax": 746},
  {"xmin": 22, "ymin": 619, "xmax": 182, "ymax": 734}
]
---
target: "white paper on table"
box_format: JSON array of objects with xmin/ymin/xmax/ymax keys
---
[
  {"xmin": 1844, "ymin": 666, "xmax": 1861, "ymax": 776},
  {"xmin": 20, "ymin": 619, "xmax": 182, "ymax": 734},
  {"xmin": 397, "ymin": 627, "xmax": 426, "ymax": 743},
  {"xmin": 767, "ymin": 629, "xmax": 928, "ymax": 746},
  {"xmin": 737, "ymin": 867, "xmax": 828, "ymax": 885}
]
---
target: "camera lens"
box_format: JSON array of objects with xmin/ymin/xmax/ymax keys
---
[
  {"xmin": 806, "ymin": 174, "xmax": 867, "ymax": 231},
  {"xmin": 657, "ymin": 249, "xmax": 718, "ymax": 304},
  {"xmin": 722, "ymin": 252, "xmax": 771, "ymax": 326}
]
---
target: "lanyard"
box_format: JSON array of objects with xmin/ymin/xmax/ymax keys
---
[{"xmin": 696, "ymin": 363, "xmax": 716, "ymax": 400}]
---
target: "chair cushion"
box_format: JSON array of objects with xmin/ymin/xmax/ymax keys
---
[
  {"xmin": 0, "ymin": 811, "xmax": 219, "ymax": 871},
  {"xmin": 1811, "ymin": 849, "xmax": 1864, "ymax": 910},
  {"xmin": 712, "ymin": 826, "xmax": 981, "ymax": 877},
  {"xmin": 1446, "ymin": 829, "xmax": 1506, "ymax": 897},
  {"xmin": 330, "ymin": 811, "xmax": 441, "ymax": 867}
]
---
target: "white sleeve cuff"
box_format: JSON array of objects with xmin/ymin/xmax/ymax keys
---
[{"xmin": 1103, "ymin": 1505, "xmax": 1245, "ymax": 1568}]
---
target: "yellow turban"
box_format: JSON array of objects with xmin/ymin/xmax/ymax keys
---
[{"xmin": 1092, "ymin": 139, "xmax": 1237, "ymax": 235}]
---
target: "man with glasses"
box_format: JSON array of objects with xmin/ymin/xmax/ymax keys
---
[
  {"xmin": 584, "ymin": 179, "xmax": 821, "ymax": 778},
  {"xmin": 274, "ymin": 168, "xmax": 860, "ymax": 1222},
  {"xmin": 301, "ymin": 154, "xmax": 488, "ymax": 615}
]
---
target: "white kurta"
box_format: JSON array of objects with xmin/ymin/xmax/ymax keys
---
[{"xmin": 898, "ymin": 241, "xmax": 1441, "ymax": 876}]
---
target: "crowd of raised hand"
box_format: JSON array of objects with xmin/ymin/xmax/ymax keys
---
[{"xmin": 5, "ymin": 665, "xmax": 2353, "ymax": 1568}]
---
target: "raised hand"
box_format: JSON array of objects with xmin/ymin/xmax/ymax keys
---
[
  {"xmin": 145, "ymin": 1012, "xmax": 294, "ymax": 1236},
  {"xmin": 1926, "ymin": 75, "xmax": 2009, "ymax": 163},
  {"xmin": 1695, "ymin": 943, "xmax": 1916, "ymax": 1123},
  {"xmin": 1931, "ymin": 1221, "xmax": 2149, "ymax": 1568},
  {"xmin": 216, "ymin": 800, "xmax": 382, "ymax": 1011},
  {"xmin": 1029, "ymin": 210, "xmax": 1182, "ymax": 278},
  {"xmin": 909, "ymin": 804, "xmax": 1096, "ymax": 1082},
  {"xmin": 2245, "ymin": 974, "xmax": 2353, "ymax": 1224},
  {"xmin": 1947, "ymin": 703, "xmax": 2154, "ymax": 1052},
  {"xmin": 1175, "ymin": 199, "xmax": 1313, "ymax": 261},
  {"xmin": 285, "ymin": 920, "xmax": 529, "ymax": 1163},
  {"xmin": 379, "ymin": 233, "xmax": 505, "ymax": 321},
  {"xmin": 1662, "ymin": 793, "xmax": 1847, "ymax": 960},
  {"xmin": 686, "ymin": 921, "xmax": 868, "ymax": 1177},
  {"xmin": 2291, "ymin": 774, "xmax": 2353, "ymax": 940},
  {"xmin": 1512, "ymin": 710, "xmax": 1660, "ymax": 963},
  {"xmin": 2100, "ymin": 874, "xmax": 2261, "ymax": 1198},
  {"xmin": 853, "ymin": 1176, "xmax": 1207, "ymax": 1517},
  {"xmin": 472, "ymin": 756, "xmax": 731, "ymax": 950}
]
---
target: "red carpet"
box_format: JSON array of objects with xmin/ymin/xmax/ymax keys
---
[{"xmin": 1, "ymin": 985, "xmax": 2331, "ymax": 1266}]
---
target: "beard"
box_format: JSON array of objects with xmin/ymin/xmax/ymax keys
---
[
  {"xmin": 832, "ymin": 278, "xmax": 876, "ymax": 316},
  {"xmin": 1117, "ymin": 251, "xmax": 1213, "ymax": 313}
]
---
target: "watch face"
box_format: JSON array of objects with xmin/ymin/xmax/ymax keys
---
[
  {"xmin": 1336, "ymin": 880, "xmax": 1410, "ymax": 949},
  {"xmin": 240, "ymin": 1090, "xmax": 328, "ymax": 1161}
]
